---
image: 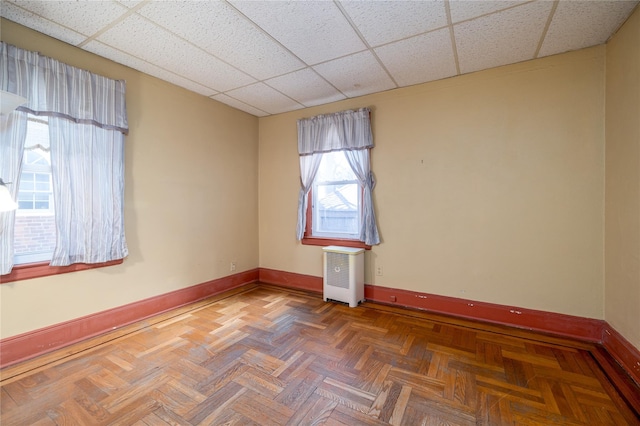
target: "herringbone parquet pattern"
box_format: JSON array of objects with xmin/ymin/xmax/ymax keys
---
[{"xmin": 1, "ymin": 284, "xmax": 638, "ymax": 425}]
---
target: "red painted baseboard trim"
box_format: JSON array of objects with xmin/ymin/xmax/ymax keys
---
[
  {"xmin": 0, "ymin": 268, "xmax": 259, "ymax": 369},
  {"xmin": 364, "ymin": 284, "xmax": 605, "ymax": 343},
  {"xmin": 259, "ymin": 268, "xmax": 322, "ymax": 293},
  {"xmin": 602, "ymin": 324, "xmax": 640, "ymax": 386},
  {"xmin": 258, "ymin": 269, "xmax": 606, "ymax": 343}
]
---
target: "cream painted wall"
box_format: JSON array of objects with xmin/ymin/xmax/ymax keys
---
[
  {"xmin": 605, "ymin": 7, "xmax": 640, "ymax": 349},
  {"xmin": 259, "ymin": 47, "xmax": 606, "ymax": 319},
  {"xmin": 0, "ymin": 20, "xmax": 259, "ymax": 338}
]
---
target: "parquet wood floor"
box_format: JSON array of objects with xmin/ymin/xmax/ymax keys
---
[{"xmin": 1, "ymin": 284, "xmax": 638, "ymax": 425}]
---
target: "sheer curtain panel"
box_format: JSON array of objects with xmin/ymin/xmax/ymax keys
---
[{"xmin": 0, "ymin": 112, "xmax": 28, "ymax": 275}]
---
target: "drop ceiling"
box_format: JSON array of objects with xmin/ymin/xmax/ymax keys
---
[{"xmin": 2, "ymin": 0, "xmax": 638, "ymax": 117}]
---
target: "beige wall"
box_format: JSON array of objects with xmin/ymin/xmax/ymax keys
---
[
  {"xmin": 605, "ymin": 8, "xmax": 640, "ymax": 349},
  {"xmin": 0, "ymin": 20, "xmax": 260, "ymax": 338},
  {"xmin": 5, "ymin": 14, "xmax": 633, "ymax": 343},
  {"xmin": 260, "ymin": 47, "xmax": 606, "ymax": 319}
]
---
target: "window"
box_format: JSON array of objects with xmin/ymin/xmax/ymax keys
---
[
  {"xmin": 310, "ymin": 151, "xmax": 361, "ymax": 239},
  {"xmin": 13, "ymin": 116, "xmax": 56, "ymax": 265},
  {"xmin": 296, "ymin": 108, "xmax": 380, "ymax": 249},
  {"xmin": 1, "ymin": 42, "xmax": 129, "ymax": 282}
]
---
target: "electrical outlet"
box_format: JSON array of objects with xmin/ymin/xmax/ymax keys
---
[
  {"xmin": 376, "ymin": 266, "xmax": 383, "ymax": 276},
  {"xmin": 230, "ymin": 262, "xmax": 236, "ymax": 272}
]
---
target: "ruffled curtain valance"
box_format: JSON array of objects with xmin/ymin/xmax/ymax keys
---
[
  {"xmin": 1, "ymin": 42, "xmax": 128, "ymax": 134},
  {"xmin": 297, "ymin": 107, "xmax": 372, "ymax": 155}
]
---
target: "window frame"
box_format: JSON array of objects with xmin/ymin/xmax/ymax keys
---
[{"xmin": 1, "ymin": 259, "xmax": 123, "ymax": 284}]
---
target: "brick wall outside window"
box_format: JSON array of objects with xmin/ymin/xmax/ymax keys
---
[{"xmin": 14, "ymin": 215, "xmax": 56, "ymax": 255}]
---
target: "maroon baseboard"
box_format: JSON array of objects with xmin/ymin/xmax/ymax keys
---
[
  {"xmin": 364, "ymin": 284, "xmax": 605, "ymax": 343},
  {"xmin": 602, "ymin": 324, "xmax": 640, "ymax": 386},
  {"xmin": 259, "ymin": 268, "xmax": 322, "ymax": 293},
  {"xmin": 0, "ymin": 268, "xmax": 259, "ymax": 369}
]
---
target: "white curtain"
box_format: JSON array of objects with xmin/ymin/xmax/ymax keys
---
[
  {"xmin": 344, "ymin": 148, "xmax": 380, "ymax": 245},
  {"xmin": 296, "ymin": 108, "xmax": 380, "ymax": 245},
  {"xmin": 0, "ymin": 111, "xmax": 28, "ymax": 274},
  {"xmin": 296, "ymin": 153, "xmax": 323, "ymax": 240},
  {"xmin": 49, "ymin": 118, "xmax": 127, "ymax": 266},
  {"xmin": 0, "ymin": 42, "xmax": 128, "ymax": 271}
]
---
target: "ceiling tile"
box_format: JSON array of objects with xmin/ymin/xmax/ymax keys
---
[
  {"xmin": 4, "ymin": 0, "xmax": 128, "ymax": 38},
  {"xmin": 375, "ymin": 28, "xmax": 457, "ymax": 87},
  {"xmin": 455, "ymin": 1, "xmax": 553, "ymax": 75},
  {"xmin": 84, "ymin": 40, "xmax": 217, "ymax": 97},
  {"xmin": 339, "ymin": 0, "xmax": 447, "ymax": 47},
  {"xmin": 211, "ymin": 94, "xmax": 269, "ymax": 117},
  {"xmin": 449, "ymin": 1, "xmax": 528, "ymax": 24},
  {"xmin": 265, "ymin": 68, "xmax": 346, "ymax": 107},
  {"xmin": 224, "ymin": 83, "xmax": 305, "ymax": 115},
  {"xmin": 0, "ymin": 1, "xmax": 87, "ymax": 46},
  {"xmin": 538, "ymin": 1, "xmax": 639, "ymax": 57},
  {"xmin": 313, "ymin": 51, "xmax": 396, "ymax": 98},
  {"xmin": 95, "ymin": 14, "xmax": 255, "ymax": 93},
  {"xmin": 117, "ymin": 1, "xmax": 144, "ymax": 8},
  {"xmin": 229, "ymin": 0, "xmax": 366, "ymax": 65},
  {"xmin": 137, "ymin": 1, "xmax": 304, "ymax": 80}
]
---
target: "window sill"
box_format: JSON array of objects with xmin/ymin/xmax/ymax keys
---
[
  {"xmin": 301, "ymin": 236, "xmax": 371, "ymax": 250},
  {"xmin": 0, "ymin": 259, "xmax": 123, "ymax": 284}
]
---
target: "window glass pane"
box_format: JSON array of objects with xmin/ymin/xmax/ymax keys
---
[
  {"xmin": 35, "ymin": 174, "xmax": 50, "ymax": 191},
  {"xmin": 315, "ymin": 183, "xmax": 360, "ymax": 235},
  {"xmin": 14, "ymin": 116, "xmax": 55, "ymax": 265},
  {"xmin": 35, "ymin": 173, "xmax": 49, "ymax": 183},
  {"xmin": 312, "ymin": 151, "xmax": 361, "ymax": 239},
  {"xmin": 18, "ymin": 200, "xmax": 33, "ymax": 210},
  {"xmin": 19, "ymin": 173, "xmax": 34, "ymax": 191}
]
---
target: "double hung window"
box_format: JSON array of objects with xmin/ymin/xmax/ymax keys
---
[
  {"xmin": 311, "ymin": 150, "xmax": 361, "ymax": 240},
  {"xmin": 296, "ymin": 108, "xmax": 380, "ymax": 248}
]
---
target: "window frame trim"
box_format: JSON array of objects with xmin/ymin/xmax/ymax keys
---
[{"xmin": 1, "ymin": 259, "xmax": 123, "ymax": 284}]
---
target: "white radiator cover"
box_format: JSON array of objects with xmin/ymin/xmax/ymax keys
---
[{"xmin": 322, "ymin": 245, "xmax": 365, "ymax": 307}]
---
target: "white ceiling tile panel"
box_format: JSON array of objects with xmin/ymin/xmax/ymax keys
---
[
  {"xmin": 455, "ymin": 1, "xmax": 553, "ymax": 75},
  {"xmin": 313, "ymin": 51, "xmax": 396, "ymax": 98},
  {"xmin": 224, "ymin": 83, "xmax": 305, "ymax": 115},
  {"xmin": 137, "ymin": 1, "xmax": 304, "ymax": 80},
  {"xmin": 265, "ymin": 68, "xmax": 346, "ymax": 107},
  {"xmin": 211, "ymin": 94, "xmax": 269, "ymax": 117},
  {"xmin": 0, "ymin": 1, "xmax": 87, "ymax": 46},
  {"xmin": 339, "ymin": 0, "xmax": 447, "ymax": 47},
  {"xmin": 83, "ymin": 40, "xmax": 218, "ymax": 97},
  {"xmin": 95, "ymin": 14, "xmax": 255, "ymax": 92},
  {"xmin": 117, "ymin": 1, "xmax": 145, "ymax": 8},
  {"xmin": 449, "ymin": 0, "xmax": 529, "ymax": 24},
  {"xmin": 229, "ymin": 0, "xmax": 366, "ymax": 65},
  {"xmin": 5, "ymin": 0, "xmax": 128, "ymax": 38},
  {"xmin": 538, "ymin": 1, "xmax": 639, "ymax": 57},
  {"xmin": 375, "ymin": 28, "xmax": 457, "ymax": 87}
]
